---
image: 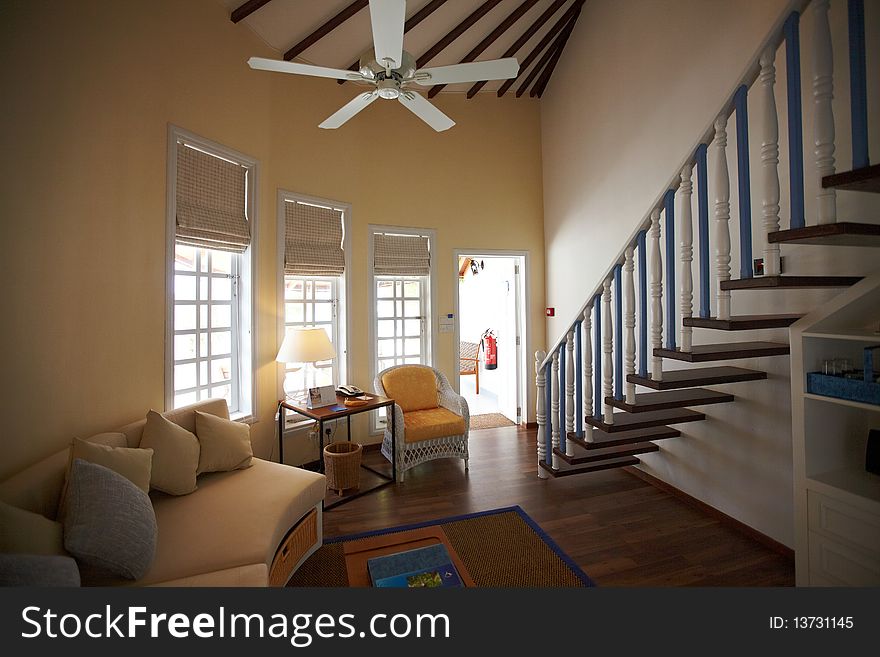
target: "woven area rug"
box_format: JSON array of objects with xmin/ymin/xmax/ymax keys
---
[
  {"xmin": 288, "ymin": 506, "xmax": 594, "ymax": 587},
  {"xmin": 469, "ymin": 413, "xmax": 516, "ymax": 430}
]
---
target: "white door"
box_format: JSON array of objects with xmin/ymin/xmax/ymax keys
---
[{"xmin": 497, "ymin": 260, "xmax": 519, "ymax": 423}]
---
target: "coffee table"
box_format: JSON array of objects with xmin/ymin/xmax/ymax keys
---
[{"xmin": 342, "ymin": 526, "xmax": 476, "ymax": 587}]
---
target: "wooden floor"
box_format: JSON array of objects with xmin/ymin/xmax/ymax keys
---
[{"xmin": 323, "ymin": 426, "xmax": 795, "ymax": 586}]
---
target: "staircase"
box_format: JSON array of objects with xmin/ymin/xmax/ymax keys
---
[{"xmin": 535, "ymin": 0, "xmax": 878, "ymax": 479}]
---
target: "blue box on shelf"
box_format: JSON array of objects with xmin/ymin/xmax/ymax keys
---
[{"xmin": 807, "ymin": 344, "xmax": 880, "ymax": 406}]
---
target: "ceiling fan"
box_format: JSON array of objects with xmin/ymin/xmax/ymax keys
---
[{"xmin": 247, "ymin": 0, "xmax": 519, "ymax": 132}]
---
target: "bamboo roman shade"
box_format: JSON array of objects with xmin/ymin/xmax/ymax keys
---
[
  {"xmin": 373, "ymin": 233, "xmax": 431, "ymax": 276},
  {"xmin": 284, "ymin": 201, "xmax": 345, "ymax": 276},
  {"xmin": 176, "ymin": 144, "xmax": 250, "ymax": 253}
]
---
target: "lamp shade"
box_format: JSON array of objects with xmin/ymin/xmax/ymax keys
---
[{"xmin": 276, "ymin": 327, "xmax": 336, "ymax": 364}]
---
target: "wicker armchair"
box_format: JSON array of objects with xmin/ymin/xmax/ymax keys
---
[{"xmin": 374, "ymin": 364, "xmax": 469, "ymax": 483}]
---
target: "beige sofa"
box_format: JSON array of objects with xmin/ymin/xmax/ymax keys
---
[{"xmin": 0, "ymin": 399, "xmax": 326, "ymax": 586}]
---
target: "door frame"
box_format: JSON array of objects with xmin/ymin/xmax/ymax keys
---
[{"xmin": 452, "ymin": 249, "xmax": 530, "ymax": 424}]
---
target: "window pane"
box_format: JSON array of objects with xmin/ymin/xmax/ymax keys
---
[
  {"xmin": 211, "ymin": 358, "xmax": 232, "ymax": 383},
  {"xmin": 200, "ymin": 360, "xmax": 208, "ymax": 384},
  {"xmin": 174, "ymin": 334, "xmax": 197, "ymax": 360},
  {"xmin": 305, "ymin": 280, "xmax": 313, "ymax": 299},
  {"xmin": 377, "ymin": 339, "xmax": 395, "ymax": 358},
  {"xmin": 314, "ymin": 281, "xmax": 332, "ymax": 300},
  {"xmin": 286, "ymin": 302, "xmax": 304, "ymax": 323},
  {"xmin": 211, "ymin": 385, "xmax": 231, "ymax": 403},
  {"xmin": 174, "ymin": 363, "xmax": 197, "ymax": 391},
  {"xmin": 199, "ymin": 304, "xmax": 209, "ymax": 329},
  {"xmin": 285, "ymin": 278, "xmax": 304, "ymax": 300},
  {"xmin": 377, "ymin": 300, "xmax": 394, "ymax": 318},
  {"xmin": 404, "ymin": 319, "xmax": 421, "ymax": 337},
  {"xmin": 377, "ymin": 280, "xmax": 394, "ymax": 298},
  {"xmin": 199, "ymin": 333, "xmax": 208, "ymax": 358},
  {"xmin": 404, "ymin": 338, "xmax": 421, "ymax": 356},
  {"xmin": 404, "ymin": 300, "xmax": 420, "ymax": 317},
  {"xmin": 378, "ymin": 358, "xmax": 395, "ymax": 372},
  {"xmin": 212, "ymin": 277, "xmax": 231, "ymax": 301},
  {"xmin": 314, "ymin": 303, "xmax": 332, "ymax": 323},
  {"xmin": 378, "ymin": 320, "xmax": 394, "ymax": 338},
  {"xmin": 174, "ymin": 275, "xmax": 196, "ymax": 301},
  {"xmin": 199, "ymin": 249, "xmax": 208, "ymax": 272},
  {"xmin": 305, "ymin": 304, "xmax": 313, "ymax": 323},
  {"xmin": 211, "ymin": 331, "xmax": 232, "ymax": 355},
  {"xmin": 396, "ymin": 300, "xmax": 403, "ymax": 317},
  {"xmin": 174, "ymin": 392, "xmax": 198, "ymax": 407},
  {"xmin": 395, "ymin": 281, "xmax": 402, "ymax": 296},
  {"xmin": 175, "ymin": 305, "xmax": 197, "ymax": 331},
  {"xmin": 175, "ymin": 245, "xmax": 196, "ymax": 272},
  {"xmin": 211, "ymin": 251, "xmax": 232, "ymax": 274},
  {"xmin": 404, "ymin": 357, "xmax": 421, "ymax": 364},
  {"xmin": 314, "ymin": 368, "xmax": 333, "ymax": 387},
  {"xmin": 212, "ymin": 304, "xmax": 231, "ymax": 328},
  {"xmin": 404, "ymin": 281, "xmax": 420, "ymax": 297},
  {"xmin": 284, "ymin": 370, "xmax": 305, "ymax": 398},
  {"xmin": 200, "ymin": 277, "xmax": 208, "ymax": 300}
]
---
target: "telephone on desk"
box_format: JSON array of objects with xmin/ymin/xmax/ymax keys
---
[{"xmin": 335, "ymin": 384, "xmax": 364, "ymax": 397}]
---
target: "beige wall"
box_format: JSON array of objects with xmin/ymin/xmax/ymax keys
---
[
  {"xmin": 541, "ymin": 0, "xmax": 880, "ymax": 546},
  {"xmin": 0, "ymin": 0, "xmax": 545, "ymax": 480}
]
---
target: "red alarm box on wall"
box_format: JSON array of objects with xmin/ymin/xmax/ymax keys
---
[{"xmin": 545, "ymin": 308, "xmax": 555, "ymax": 317}]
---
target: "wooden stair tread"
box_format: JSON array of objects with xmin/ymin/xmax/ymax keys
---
[
  {"xmin": 568, "ymin": 425, "xmax": 681, "ymax": 449},
  {"xmin": 554, "ymin": 442, "xmax": 659, "ymax": 465},
  {"xmin": 605, "ymin": 388, "xmax": 734, "ymax": 412},
  {"xmin": 822, "ymin": 164, "xmax": 880, "ymax": 193},
  {"xmin": 653, "ymin": 341, "xmax": 789, "ymax": 362},
  {"xmin": 539, "ymin": 456, "xmax": 640, "ymax": 477},
  {"xmin": 768, "ymin": 222, "xmax": 880, "ymax": 247},
  {"xmin": 584, "ymin": 407, "xmax": 705, "ymax": 432},
  {"xmin": 627, "ymin": 366, "xmax": 767, "ymax": 390},
  {"xmin": 721, "ymin": 275, "xmax": 861, "ymax": 290},
  {"xmin": 683, "ymin": 314, "xmax": 802, "ymax": 330}
]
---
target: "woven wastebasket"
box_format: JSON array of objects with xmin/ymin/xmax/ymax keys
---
[{"xmin": 323, "ymin": 442, "xmax": 362, "ymax": 495}]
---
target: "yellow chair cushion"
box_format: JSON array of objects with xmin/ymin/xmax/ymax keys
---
[
  {"xmin": 381, "ymin": 366, "xmax": 439, "ymax": 412},
  {"xmin": 402, "ymin": 408, "xmax": 466, "ymax": 444}
]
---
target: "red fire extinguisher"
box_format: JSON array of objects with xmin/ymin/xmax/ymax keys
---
[{"xmin": 481, "ymin": 329, "xmax": 498, "ymax": 370}]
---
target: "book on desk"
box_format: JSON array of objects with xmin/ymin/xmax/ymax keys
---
[{"xmin": 367, "ymin": 544, "xmax": 463, "ymax": 588}]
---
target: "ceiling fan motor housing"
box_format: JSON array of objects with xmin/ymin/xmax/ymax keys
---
[{"xmin": 359, "ymin": 49, "xmax": 417, "ymax": 80}]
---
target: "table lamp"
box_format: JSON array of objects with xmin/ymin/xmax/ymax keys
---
[{"xmin": 276, "ymin": 328, "xmax": 337, "ymax": 400}]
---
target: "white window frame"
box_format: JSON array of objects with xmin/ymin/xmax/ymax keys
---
[
  {"xmin": 277, "ymin": 191, "xmax": 351, "ymax": 425},
  {"xmin": 368, "ymin": 225, "xmax": 436, "ymax": 433},
  {"xmin": 165, "ymin": 125, "xmax": 258, "ymax": 422}
]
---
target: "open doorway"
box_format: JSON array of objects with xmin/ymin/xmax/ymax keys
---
[{"xmin": 454, "ymin": 251, "xmax": 527, "ymax": 428}]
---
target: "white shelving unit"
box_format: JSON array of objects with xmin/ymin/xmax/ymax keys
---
[{"xmin": 791, "ymin": 273, "xmax": 880, "ymax": 586}]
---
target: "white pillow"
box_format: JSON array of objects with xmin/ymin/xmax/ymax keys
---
[
  {"xmin": 195, "ymin": 411, "xmax": 253, "ymax": 473},
  {"xmin": 70, "ymin": 438, "xmax": 153, "ymax": 493},
  {"xmin": 139, "ymin": 410, "xmax": 200, "ymax": 495}
]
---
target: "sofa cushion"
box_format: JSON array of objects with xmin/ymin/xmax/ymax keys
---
[
  {"xmin": 381, "ymin": 366, "xmax": 439, "ymax": 412},
  {"xmin": 140, "ymin": 410, "xmax": 200, "ymax": 495},
  {"xmin": 63, "ymin": 460, "xmax": 157, "ymax": 581},
  {"xmin": 0, "ymin": 500, "xmax": 66, "ymax": 555},
  {"xmin": 0, "ymin": 554, "xmax": 80, "ymax": 587},
  {"xmin": 403, "ymin": 407, "xmax": 467, "ymax": 443},
  {"xmin": 138, "ymin": 459, "xmax": 325, "ymax": 585},
  {"xmin": 195, "ymin": 411, "xmax": 253, "ymax": 474},
  {"xmin": 70, "ymin": 438, "xmax": 153, "ymax": 493}
]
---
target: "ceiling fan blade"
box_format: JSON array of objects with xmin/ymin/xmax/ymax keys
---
[
  {"xmin": 398, "ymin": 92, "xmax": 455, "ymax": 132},
  {"xmin": 412, "ymin": 58, "xmax": 520, "ymax": 86},
  {"xmin": 248, "ymin": 57, "xmax": 363, "ymax": 81},
  {"xmin": 319, "ymin": 92, "xmax": 379, "ymax": 129},
  {"xmin": 369, "ymin": 0, "xmax": 406, "ymax": 70}
]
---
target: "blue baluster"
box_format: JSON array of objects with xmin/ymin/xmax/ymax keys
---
[
  {"xmin": 593, "ymin": 297, "xmax": 601, "ymax": 418},
  {"xmin": 558, "ymin": 342, "xmax": 566, "ymax": 445},
  {"xmin": 849, "ymin": 0, "xmax": 869, "ymax": 169},
  {"xmin": 784, "ymin": 12, "xmax": 805, "ymax": 228},
  {"xmin": 734, "ymin": 85, "xmax": 753, "ymax": 279},
  {"xmin": 575, "ymin": 319, "xmax": 583, "ymax": 438},
  {"xmin": 614, "ymin": 264, "xmax": 623, "ymax": 400},
  {"xmin": 544, "ymin": 364, "xmax": 551, "ymax": 464},
  {"xmin": 637, "ymin": 230, "xmax": 648, "ymax": 377},
  {"xmin": 696, "ymin": 144, "xmax": 710, "ymax": 318},
  {"xmin": 664, "ymin": 189, "xmax": 676, "ymax": 349}
]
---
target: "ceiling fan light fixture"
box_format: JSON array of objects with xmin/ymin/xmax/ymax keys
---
[{"xmin": 377, "ymin": 79, "xmax": 400, "ymax": 100}]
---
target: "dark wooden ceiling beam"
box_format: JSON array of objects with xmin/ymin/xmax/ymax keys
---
[
  {"xmin": 467, "ymin": 0, "xmax": 566, "ymax": 98},
  {"xmin": 284, "ymin": 0, "xmax": 369, "ymax": 62},
  {"xmin": 515, "ymin": 8, "xmax": 578, "ymax": 97},
  {"xmin": 497, "ymin": 0, "xmax": 582, "ymax": 98},
  {"xmin": 230, "ymin": 0, "xmax": 274, "ymax": 23},
  {"xmin": 338, "ymin": 0, "xmax": 449, "ymax": 83},
  {"xmin": 532, "ymin": 6, "xmax": 581, "ymax": 97},
  {"xmin": 427, "ymin": 0, "xmax": 540, "ymax": 98},
  {"xmin": 416, "ymin": 0, "xmax": 504, "ymax": 68}
]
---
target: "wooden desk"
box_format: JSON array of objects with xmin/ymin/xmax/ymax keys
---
[{"xmin": 277, "ymin": 393, "xmax": 396, "ymax": 510}]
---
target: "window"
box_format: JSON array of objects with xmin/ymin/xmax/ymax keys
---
[
  {"xmin": 369, "ymin": 227, "xmax": 435, "ymax": 430},
  {"xmin": 166, "ymin": 127, "xmax": 256, "ymax": 418},
  {"xmin": 277, "ymin": 193, "xmax": 349, "ymax": 406}
]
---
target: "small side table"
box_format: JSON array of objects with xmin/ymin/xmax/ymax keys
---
[{"xmin": 277, "ymin": 393, "xmax": 396, "ymax": 510}]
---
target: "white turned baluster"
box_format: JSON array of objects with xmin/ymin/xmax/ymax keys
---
[
  {"xmin": 713, "ymin": 115, "xmax": 732, "ymax": 321},
  {"xmin": 535, "ymin": 350, "xmax": 548, "ymax": 479},
  {"xmin": 550, "ymin": 351, "xmax": 560, "ymax": 470},
  {"xmin": 813, "ymin": 0, "xmax": 836, "ymax": 224},
  {"xmin": 760, "ymin": 46, "xmax": 782, "ymax": 276},
  {"xmin": 649, "ymin": 209, "xmax": 664, "ymax": 380},
  {"xmin": 565, "ymin": 329, "xmax": 575, "ymax": 455},
  {"xmin": 602, "ymin": 277, "xmax": 614, "ymax": 424},
  {"xmin": 582, "ymin": 306, "xmax": 594, "ymax": 443},
  {"xmin": 624, "ymin": 246, "xmax": 636, "ymax": 404},
  {"xmin": 679, "ymin": 164, "xmax": 694, "ymax": 353}
]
